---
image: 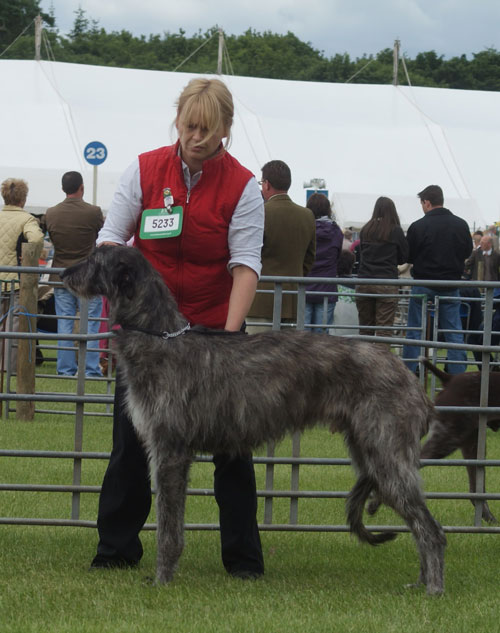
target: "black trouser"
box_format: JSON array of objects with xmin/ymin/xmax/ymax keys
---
[{"xmin": 94, "ymin": 370, "xmax": 264, "ymax": 574}]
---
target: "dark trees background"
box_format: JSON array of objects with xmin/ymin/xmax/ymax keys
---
[{"xmin": 2, "ymin": 2, "xmax": 499, "ymax": 91}]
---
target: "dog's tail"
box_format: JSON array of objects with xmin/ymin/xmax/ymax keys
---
[
  {"xmin": 346, "ymin": 476, "xmax": 397, "ymax": 546},
  {"xmin": 419, "ymin": 357, "xmax": 452, "ymax": 385}
]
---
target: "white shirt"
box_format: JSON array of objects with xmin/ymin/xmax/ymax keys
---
[{"xmin": 97, "ymin": 156, "xmax": 264, "ymax": 276}]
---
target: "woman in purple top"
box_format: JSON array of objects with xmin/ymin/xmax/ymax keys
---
[{"xmin": 305, "ymin": 193, "xmax": 344, "ymax": 333}]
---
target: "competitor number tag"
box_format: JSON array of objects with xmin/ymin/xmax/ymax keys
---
[{"xmin": 139, "ymin": 206, "xmax": 183, "ymax": 239}]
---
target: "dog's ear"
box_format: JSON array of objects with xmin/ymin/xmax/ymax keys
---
[{"xmin": 111, "ymin": 262, "xmax": 136, "ymax": 301}]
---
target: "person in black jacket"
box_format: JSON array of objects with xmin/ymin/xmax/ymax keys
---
[
  {"xmin": 402, "ymin": 185, "xmax": 472, "ymax": 374},
  {"xmin": 355, "ymin": 196, "xmax": 408, "ymax": 338}
]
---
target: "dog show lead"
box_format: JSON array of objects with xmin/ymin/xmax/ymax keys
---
[{"xmin": 88, "ymin": 78, "xmax": 265, "ymax": 580}]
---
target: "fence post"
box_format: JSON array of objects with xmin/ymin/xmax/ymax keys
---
[
  {"xmin": 474, "ymin": 288, "xmax": 493, "ymax": 525},
  {"xmin": 16, "ymin": 243, "xmax": 41, "ymax": 420}
]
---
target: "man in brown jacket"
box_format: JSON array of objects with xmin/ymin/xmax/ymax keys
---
[
  {"xmin": 45, "ymin": 171, "xmax": 103, "ymax": 376},
  {"xmin": 246, "ymin": 160, "xmax": 315, "ymax": 332},
  {"xmin": 464, "ymin": 234, "xmax": 500, "ymax": 281}
]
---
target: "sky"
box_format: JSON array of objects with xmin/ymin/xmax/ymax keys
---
[{"xmin": 38, "ymin": 0, "xmax": 500, "ymax": 61}]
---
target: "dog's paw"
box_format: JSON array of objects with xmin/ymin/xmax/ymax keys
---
[
  {"xmin": 155, "ymin": 570, "xmax": 175, "ymax": 585},
  {"xmin": 403, "ymin": 580, "xmax": 444, "ymax": 596},
  {"xmin": 483, "ymin": 511, "xmax": 498, "ymax": 525},
  {"xmin": 403, "ymin": 581, "xmax": 424, "ymax": 592},
  {"xmin": 425, "ymin": 584, "xmax": 445, "ymax": 596}
]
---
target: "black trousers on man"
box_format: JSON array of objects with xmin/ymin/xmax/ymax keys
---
[{"xmin": 92, "ymin": 370, "xmax": 264, "ymax": 575}]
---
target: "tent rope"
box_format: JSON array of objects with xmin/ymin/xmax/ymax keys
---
[
  {"xmin": 231, "ymin": 92, "xmax": 272, "ymax": 166},
  {"xmin": 42, "ymin": 30, "xmax": 56, "ymax": 62},
  {"xmin": 0, "ymin": 19, "xmax": 35, "ymax": 58},
  {"xmin": 171, "ymin": 32, "xmax": 217, "ymax": 72},
  {"xmin": 399, "ymin": 55, "xmax": 475, "ymax": 203},
  {"xmin": 222, "ymin": 39, "xmax": 234, "ymax": 76},
  {"xmin": 400, "ymin": 54, "xmax": 413, "ymax": 87},
  {"xmin": 345, "ymin": 57, "xmax": 375, "ymax": 83},
  {"xmin": 36, "ymin": 61, "xmax": 86, "ymax": 172}
]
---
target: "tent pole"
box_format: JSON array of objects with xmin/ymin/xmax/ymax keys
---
[
  {"xmin": 217, "ymin": 28, "xmax": 224, "ymax": 75},
  {"xmin": 393, "ymin": 39, "xmax": 400, "ymax": 86},
  {"xmin": 34, "ymin": 15, "xmax": 43, "ymax": 61}
]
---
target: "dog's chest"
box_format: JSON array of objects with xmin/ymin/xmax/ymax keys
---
[{"xmin": 124, "ymin": 388, "xmax": 152, "ymax": 440}]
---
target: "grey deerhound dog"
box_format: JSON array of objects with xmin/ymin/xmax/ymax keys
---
[{"xmin": 62, "ymin": 245, "xmax": 446, "ymax": 594}]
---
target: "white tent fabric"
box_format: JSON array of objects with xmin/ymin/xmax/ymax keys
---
[{"xmin": 1, "ymin": 59, "xmax": 499, "ymax": 230}]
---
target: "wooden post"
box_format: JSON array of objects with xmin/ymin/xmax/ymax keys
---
[
  {"xmin": 16, "ymin": 242, "xmax": 41, "ymax": 420},
  {"xmin": 34, "ymin": 14, "xmax": 43, "ymax": 61},
  {"xmin": 393, "ymin": 39, "xmax": 400, "ymax": 86},
  {"xmin": 217, "ymin": 28, "xmax": 224, "ymax": 75}
]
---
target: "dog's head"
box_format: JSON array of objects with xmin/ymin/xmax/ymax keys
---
[
  {"xmin": 61, "ymin": 245, "xmax": 155, "ymax": 302},
  {"xmin": 62, "ymin": 245, "xmax": 186, "ymax": 331}
]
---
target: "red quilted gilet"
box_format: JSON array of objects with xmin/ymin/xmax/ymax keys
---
[{"xmin": 135, "ymin": 142, "xmax": 252, "ymax": 328}]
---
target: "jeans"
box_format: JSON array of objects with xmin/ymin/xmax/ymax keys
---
[
  {"xmin": 54, "ymin": 287, "xmax": 102, "ymax": 376},
  {"xmin": 402, "ymin": 285, "xmax": 467, "ymax": 374},
  {"xmin": 305, "ymin": 301, "xmax": 335, "ymax": 333}
]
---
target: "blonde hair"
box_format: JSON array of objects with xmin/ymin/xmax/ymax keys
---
[
  {"xmin": 175, "ymin": 78, "xmax": 234, "ymax": 148},
  {"xmin": 1, "ymin": 178, "xmax": 28, "ymax": 207}
]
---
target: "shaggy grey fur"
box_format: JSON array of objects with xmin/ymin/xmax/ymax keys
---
[{"xmin": 62, "ymin": 245, "xmax": 446, "ymax": 594}]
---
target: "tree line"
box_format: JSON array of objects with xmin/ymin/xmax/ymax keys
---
[{"xmin": 2, "ymin": 0, "xmax": 500, "ymax": 91}]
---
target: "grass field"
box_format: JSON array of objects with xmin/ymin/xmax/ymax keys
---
[{"xmin": 1, "ymin": 360, "xmax": 500, "ymax": 632}]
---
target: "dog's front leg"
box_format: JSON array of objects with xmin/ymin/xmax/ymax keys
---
[{"xmin": 153, "ymin": 450, "xmax": 193, "ymax": 584}]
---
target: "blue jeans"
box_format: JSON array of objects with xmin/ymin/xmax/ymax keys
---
[
  {"xmin": 54, "ymin": 288, "xmax": 103, "ymax": 376},
  {"xmin": 402, "ymin": 286, "xmax": 466, "ymax": 374},
  {"xmin": 305, "ymin": 301, "xmax": 335, "ymax": 334}
]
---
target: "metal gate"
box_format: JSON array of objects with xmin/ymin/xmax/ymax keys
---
[{"xmin": 1, "ymin": 266, "xmax": 500, "ymax": 534}]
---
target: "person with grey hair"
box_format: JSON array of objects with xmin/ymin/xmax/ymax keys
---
[
  {"xmin": 0, "ymin": 178, "xmax": 44, "ymax": 277},
  {"xmin": 464, "ymin": 234, "xmax": 500, "ymax": 281},
  {"xmin": 0, "ymin": 178, "xmax": 44, "ymax": 368}
]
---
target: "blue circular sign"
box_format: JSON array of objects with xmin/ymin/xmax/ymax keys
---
[{"xmin": 84, "ymin": 141, "xmax": 108, "ymax": 165}]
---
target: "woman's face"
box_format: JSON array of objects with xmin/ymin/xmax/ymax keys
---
[{"xmin": 176, "ymin": 114, "xmax": 227, "ymax": 173}]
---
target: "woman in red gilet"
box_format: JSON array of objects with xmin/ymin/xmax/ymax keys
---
[{"xmin": 91, "ymin": 78, "xmax": 265, "ymax": 580}]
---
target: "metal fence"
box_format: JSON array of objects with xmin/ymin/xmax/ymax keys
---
[{"xmin": 1, "ymin": 265, "xmax": 500, "ymax": 535}]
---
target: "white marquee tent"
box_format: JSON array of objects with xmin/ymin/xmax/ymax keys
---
[{"xmin": 1, "ymin": 59, "xmax": 500, "ymax": 229}]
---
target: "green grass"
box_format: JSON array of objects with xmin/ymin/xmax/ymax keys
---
[
  {"xmin": 1, "ymin": 365, "xmax": 500, "ymax": 632},
  {"xmin": 1, "ymin": 528, "xmax": 500, "ymax": 632}
]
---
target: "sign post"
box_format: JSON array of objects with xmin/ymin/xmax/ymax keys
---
[{"xmin": 83, "ymin": 141, "xmax": 108, "ymax": 205}]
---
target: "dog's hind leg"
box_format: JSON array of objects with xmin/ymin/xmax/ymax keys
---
[
  {"xmin": 461, "ymin": 439, "xmax": 497, "ymax": 524},
  {"xmin": 152, "ymin": 448, "xmax": 193, "ymax": 584},
  {"xmin": 381, "ymin": 471, "xmax": 446, "ymax": 595},
  {"xmin": 410, "ymin": 505, "xmax": 446, "ymax": 596}
]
